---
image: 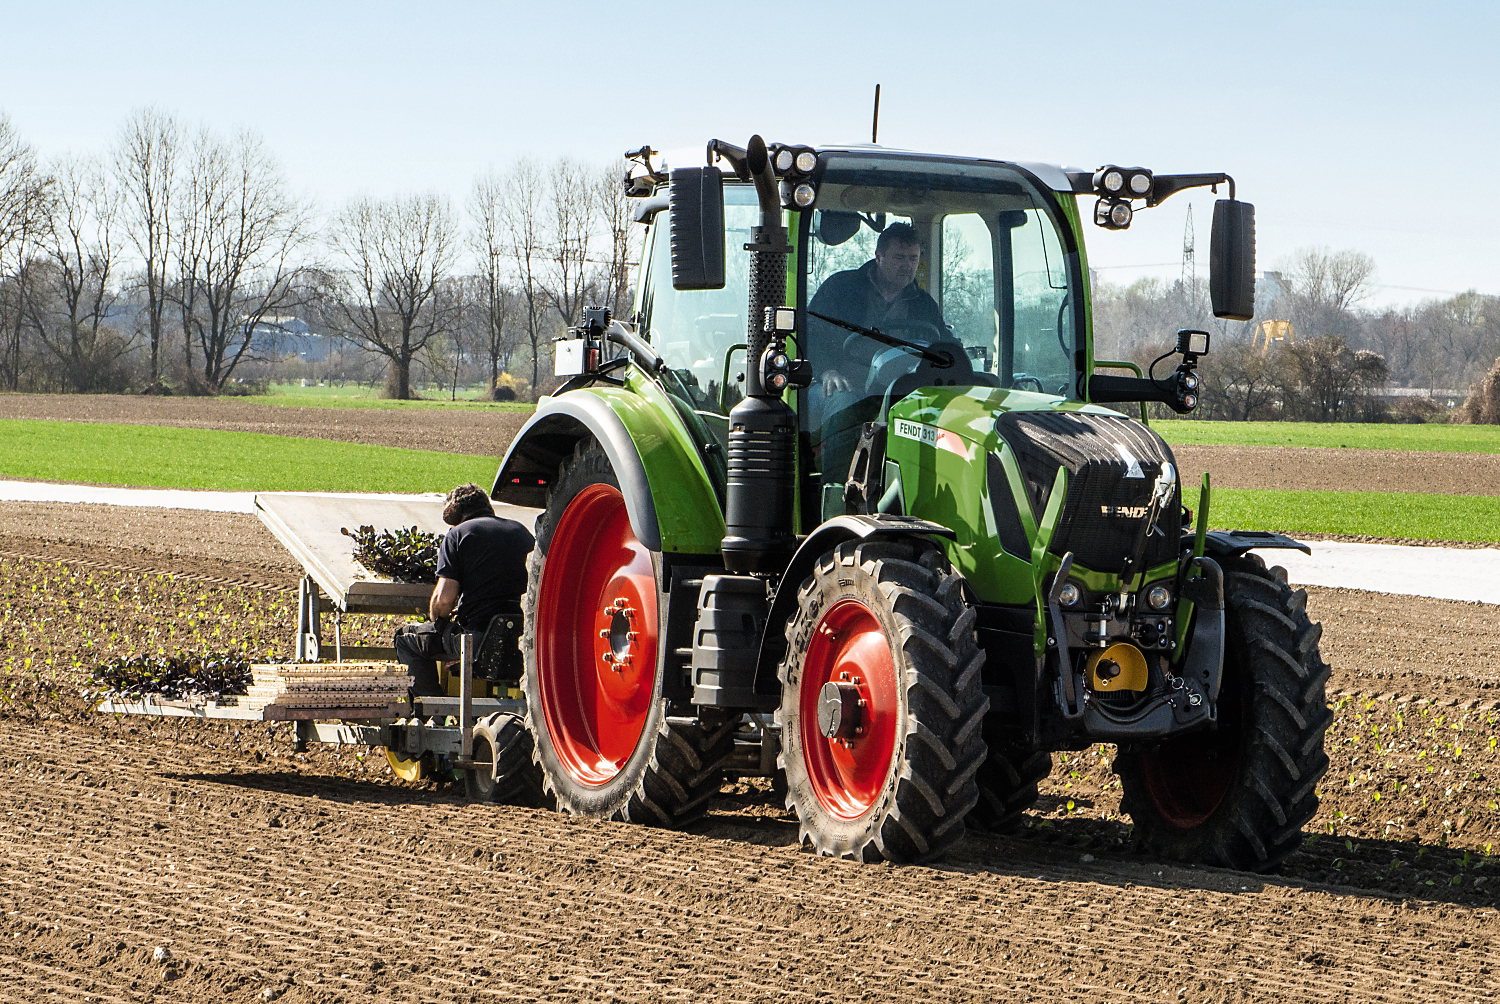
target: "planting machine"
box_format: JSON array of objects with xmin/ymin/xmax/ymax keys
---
[{"xmin": 101, "ymin": 136, "xmax": 1332, "ymax": 873}]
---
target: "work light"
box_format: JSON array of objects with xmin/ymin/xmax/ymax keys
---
[{"xmin": 1095, "ymin": 197, "xmax": 1133, "ymax": 229}]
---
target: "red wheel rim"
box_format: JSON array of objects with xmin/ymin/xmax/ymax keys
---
[
  {"xmin": 536, "ymin": 484, "xmax": 658, "ymax": 786},
  {"xmin": 1137, "ymin": 735, "xmax": 1238, "ymax": 829},
  {"xmin": 799, "ymin": 599, "xmax": 898, "ymax": 819}
]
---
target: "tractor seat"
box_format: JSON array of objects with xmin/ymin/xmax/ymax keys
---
[{"xmin": 462, "ymin": 606, "xmax": 524, "ymax": 681}]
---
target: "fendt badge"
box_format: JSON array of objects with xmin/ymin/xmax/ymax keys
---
[{"xmin": 1101, "ymin": 505, "xmax": 1148, "ymax": 518}]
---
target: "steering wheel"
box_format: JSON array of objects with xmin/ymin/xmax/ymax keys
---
[{"xmin": 1011, "ymin": 374, "xmax": 1045, "ymax": 393}]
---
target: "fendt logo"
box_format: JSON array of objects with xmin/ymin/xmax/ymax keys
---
[
  {"xmin": 892, "ymin": 419, "xmax": 939, "ymax": 447},
  {"xmin": 1100, "ymin": 504, "xmax": 1148, "ymax": 518}
]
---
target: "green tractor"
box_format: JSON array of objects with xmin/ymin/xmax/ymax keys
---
[{"xmin": 491, "ymin": 136, "xmax": 1329, "ymax": 871}]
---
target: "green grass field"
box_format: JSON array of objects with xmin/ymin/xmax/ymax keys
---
[
  {"xmin": 2, "ymin": 418, "xmax": 1495, "ymax": 543},
  {"xmin": 1211, "ymin": 488, "xmax": 1500, "ymax": 543},
  {"xmin": 1155, "ymin": 421, "xmax": 1500, "ymax": 453},
  {"xmin": 248, "ymin": 382, "xmax": 534, "ymax": 412},
  {"xmin": 0, "ymin": 420, "xmax": 497, "ymax": 493}
]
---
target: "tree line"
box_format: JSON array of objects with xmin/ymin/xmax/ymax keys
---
[
  {"xmin": 1093, "ymin": 246, "xmax": 1500, "ymax": 422},
  {"xmin": 0, "ymin": 109, "xmax": 631, "ymax": 400}
]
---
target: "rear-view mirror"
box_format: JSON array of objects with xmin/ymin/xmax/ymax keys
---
[
  {"xmin": 1210, "ymin": 199, "xmax": 1255, "ymax": 320},
  {"xmin": 669, "ymin": 167, "xmax": 726, "ymax": 290}
]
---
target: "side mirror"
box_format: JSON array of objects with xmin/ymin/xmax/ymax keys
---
[
  {"xmin": 669, "ymin": 167, "xmax": 725, "ymax": 290},
  {"xmin": 1210, "ymin": 199, "xmax": 1255, "ymax": 320}
]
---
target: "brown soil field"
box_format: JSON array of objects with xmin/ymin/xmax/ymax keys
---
[
  {"xmin": 1172, "ymin": 444, "xmax": 1500, "ymax": 496},
  {"xmin": 1, "ymin": 507, "xmax": 1499, "ymax": 1000},
  {"xmin": 0, "ymin": 392, "xmax": 530, "ymax": 457}
]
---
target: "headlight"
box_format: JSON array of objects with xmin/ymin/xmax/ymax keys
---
[
  {"xmin": 1109, "ymin": 201, "xmax": 1133, "ymax": 227},
  {"xmin": 775, "ymin": 148, "xmax": 794, "ymax": 173},
  {"xmin": 795, "ymin": 150, "xmax": 818, "ymax": 173},
  {"xmin": 1058, "ymin": 582, "xmax": 1082, "ymax": 607},
  {"xmin": 1146, "ymin": 585, "xmax": 1172, "ymax": 610},
  {"xmin": 1102, "ymin": 169, "xmax": 1124, "ymax": 193},
  {"xmin": 1129, "ymin": 172, "xmax": 1152, "ymax": 195},
  {"xmin": 792, "ymin": 183, "xmax": 817, "ymax": 208}
]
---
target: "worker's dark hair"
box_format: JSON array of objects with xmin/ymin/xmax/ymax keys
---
[
  {"xmin": 876, "ymin": 222, "xmax": 920, "ymax": 255},
  {"xmin": 443, "ymin": 483, "xmax": 495, "ymax": 526}
]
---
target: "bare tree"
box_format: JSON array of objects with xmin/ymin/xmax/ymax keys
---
[
  {"xmin": 1205, "ymin": 338, "xmax": 1281, "ymax": 420},
  {"xmin": 469, "ymin": 172, "xmax": 521, "ymax": 389},
  {"xmin": 496, "ymin": 160, "xmax": 550, "ymax": 400},
  {"xmin": 1286, "ymin": 334, "xmax": 1388, "ymax": 421},
  {"xmin": 113, "ymin": 107, "xmax": 178, "ymax": 386},
  {"xmin": 1281, "ymin": 246, "xmax": 1375, "ymax": 337},
  {"xmin": 593, "ymin": 160, "xmax": 635, "ymax": 317},
  {"xmin": 0, "ymin": 116, "xmax": 51, "ymax": 390},
  {"xmin": 29, "ymin": 156, "xmax": 132, "ymax": 391},
  {"xmin": 171, "ymin": 128, "xmax": 312, "ymax": 391},
  {"xmin": 542, "ymin": 158, "xmax": 610, "ymax": 333},
  {"xmin": 329, "ymin": 192, "xmax": 459, "ymax": 399}
]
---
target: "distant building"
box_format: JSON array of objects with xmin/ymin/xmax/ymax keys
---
[{"xmin": 246, "ymin": 315, "xmax": 331, "ymax": 361}]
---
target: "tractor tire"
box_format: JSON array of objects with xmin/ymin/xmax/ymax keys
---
[
  {"xmin": 464, "ymin": 712, "xmax": 548, "ymax": 807},
  {"xmin": 777, "ymin": 538, "xmax": 988, "ymax": 863},
  {"xmin": 968, "ymin": 724, "xmax": 1052, "ymax": 834},
  {"xmin": 1114, "ymin": 553, "xmax": 1331, "ymax": 872},
  {"xmin": 522, "ymin": 440, "xmax": 732, "ymax": 827}
]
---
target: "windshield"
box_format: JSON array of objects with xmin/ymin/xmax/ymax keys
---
[{"xmin": 802, "ymin": 155, "xmax": 1081, "ymax": 400}]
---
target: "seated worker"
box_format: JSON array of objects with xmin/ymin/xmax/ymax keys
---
[
  {"xmin": 395, "ymin": 483, "xmax": 534, "ymax": 697},
  {"xmin": 806, "ymin": 222, "xmax": 947, "ymax": 488}
]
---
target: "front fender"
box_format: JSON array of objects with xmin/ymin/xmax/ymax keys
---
[
  {"xmin": 751, "ymin": 514, "xmax": 955, "ymax": 697},
  {"xmin": 492, "ymin": 387, "xmax": 722, "ymax": 554}
]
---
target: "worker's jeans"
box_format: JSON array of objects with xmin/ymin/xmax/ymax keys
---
[{"xmin": 394, "ymin": 620, "xmax": 467, "ymax": 697}]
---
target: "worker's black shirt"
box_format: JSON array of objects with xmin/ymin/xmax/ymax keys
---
[{"xmin": 435, "ymin": 515, "xmax": 535, "ymax": 628}]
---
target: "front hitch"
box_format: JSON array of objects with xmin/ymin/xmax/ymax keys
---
[{"xmin": 1078, "ymin": 556, "xmax": 1224, "ymax": 741}]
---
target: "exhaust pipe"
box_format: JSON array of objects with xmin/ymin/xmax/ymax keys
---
[{"xmin": 720, "ymin": 135, "xmax": 798, "ymax": 574}]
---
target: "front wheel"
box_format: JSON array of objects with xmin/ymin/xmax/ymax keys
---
[
  {"xmin": 1115, "ymin": 553, "xmax": 1331, "ymax": 871},
  {"xmin": 522, "ymin": 440, "xmax": 732, "ymax": 827},
  {"xmin": 777, "ymin": 538, "xmax": 988, "ymax": 862}
]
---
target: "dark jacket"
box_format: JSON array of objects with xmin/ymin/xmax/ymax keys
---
[{"xmin": 806, "ymin": 259, "xmax": 946, "ymax": 381}]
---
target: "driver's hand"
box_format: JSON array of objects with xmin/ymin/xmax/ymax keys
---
[{"xmin": 822, "ymin": 369, "xmax": 853, "ymax": 397}]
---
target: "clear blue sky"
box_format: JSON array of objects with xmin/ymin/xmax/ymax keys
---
[{"xmin": 3, "ymin": 0, "xmax": 1494, "ymax": 306}]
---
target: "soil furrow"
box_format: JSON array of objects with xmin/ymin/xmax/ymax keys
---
[{"xmin": 0, "ymin": 729, "xmax": 1496, "ymax": 1003}]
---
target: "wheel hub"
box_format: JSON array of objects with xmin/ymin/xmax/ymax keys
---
[{"xmin": 817, "ymin": 680, "xmax": 864, "ymax": 740}]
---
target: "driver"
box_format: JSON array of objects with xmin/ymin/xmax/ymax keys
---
[
  {"xmin": 806, "ymin": 222, "xmax": 947, "ymax": 495},
  {"xmin": 806, "ymin": 222, "xmax": 946, "ymax": 398}
]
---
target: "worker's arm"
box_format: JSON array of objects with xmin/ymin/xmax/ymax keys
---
[{"xmin": 430, "ymin": 576, "xmax": 460, "ymax": 622}]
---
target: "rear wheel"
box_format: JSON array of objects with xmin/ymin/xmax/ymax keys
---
[
  {"xmin": 968, "ymin": 727, "xmax": 1051, "ymax": 834},
  {"xmin": 522, "ymin": 440, "xmax": 732, "ymax": 826},
  {"xmin": 777, "ymin": 538, "xmax": 987, "ymax": 862},
  {"xmin": 1115, "ymin": 554, "xmax": 1331, "ymax": 871},
  {"xmin": 465, "ymin": 713, "xmax": 547, "ymax": 806}
]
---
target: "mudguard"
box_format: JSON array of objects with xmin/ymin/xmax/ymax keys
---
[
  {"xmin": 492, "ymin": 387, "xmax": 723, "ymax": 554},
  {"xmin": 1204, "ymin": 530, "xmax": 1311, "ymax": 558},
  {"xmin": 751, "ymin": 513, "xmax": 956, "ymax": 697}
]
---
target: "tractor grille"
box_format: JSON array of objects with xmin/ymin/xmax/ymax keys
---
[{"xmin": 994, "ymin": 411, "xmax": 1180, "ymax": 574}]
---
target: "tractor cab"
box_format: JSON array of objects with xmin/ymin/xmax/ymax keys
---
[{"xmin": 633, "ymin": 152, "xmax": 1087, "ymax": 529}]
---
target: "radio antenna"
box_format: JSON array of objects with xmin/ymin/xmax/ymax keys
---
[{"xmin": 871, "ymin": 84, "xmax": 881, "ymax": 144}]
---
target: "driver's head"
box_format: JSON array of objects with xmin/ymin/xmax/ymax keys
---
[{"xmin": 874, "ymin": 223, "xmax": 921, "ymax": 292}]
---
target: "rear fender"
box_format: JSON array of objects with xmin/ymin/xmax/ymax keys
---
[
  {"xmin": 492, "ymin": 388, "xmax": 723, "ymax": 554},
  {"xmin": 751, "ymin": 514, "xmax": 956, "ymax": 697}
]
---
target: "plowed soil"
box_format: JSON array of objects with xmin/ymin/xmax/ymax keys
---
[
  {"xmin": 1, "ymin": 506, "xmax": 1499, "ymax": 1001},
  {"xmin": 0, "ymin": 393, "xmax": 528, "ymax": 456}
]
